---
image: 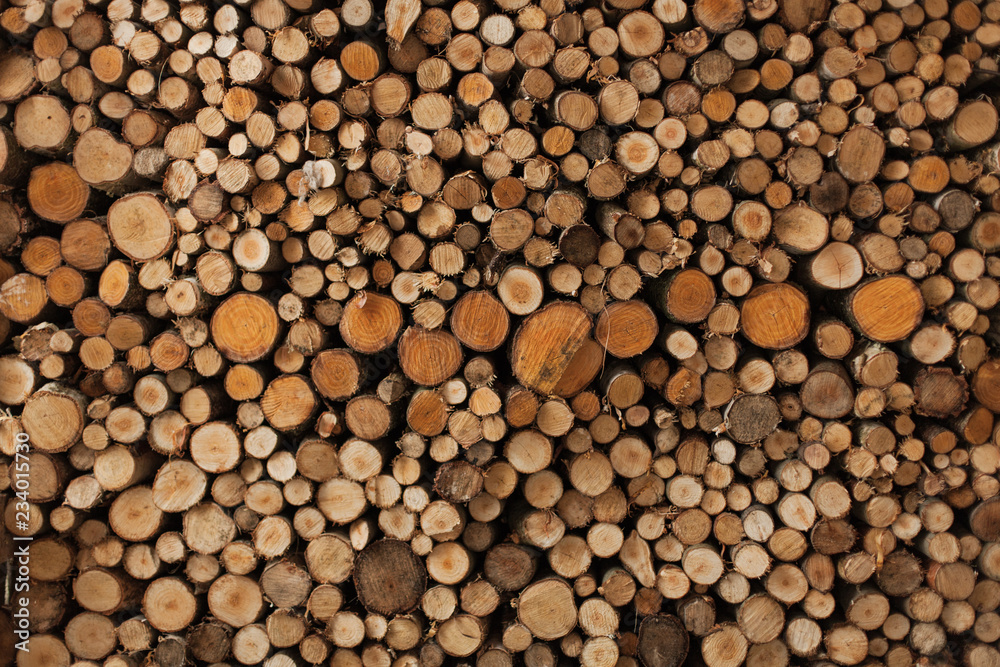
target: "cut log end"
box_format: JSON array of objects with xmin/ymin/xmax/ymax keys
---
[
  {"xmin": 354, "ymin": 539, "xmax": 428, "ymax": 615},
  {"xmin": 211, "ymin": 292, "xmax": 281, "ymax": 362}
]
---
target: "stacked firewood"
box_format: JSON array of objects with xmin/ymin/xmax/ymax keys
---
[{"xmin": 3, "ymin": 0, "xmax": 1000, "ymax": 664}]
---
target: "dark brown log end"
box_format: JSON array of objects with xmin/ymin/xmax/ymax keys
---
[{"xmin": 354, "ymin": 539, "xmax": 427, "ymax": 615}]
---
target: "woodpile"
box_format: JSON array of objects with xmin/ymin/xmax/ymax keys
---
[{"xmin": 4, "ymin": 0, "xmax": 1000, "ymax": 664}]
